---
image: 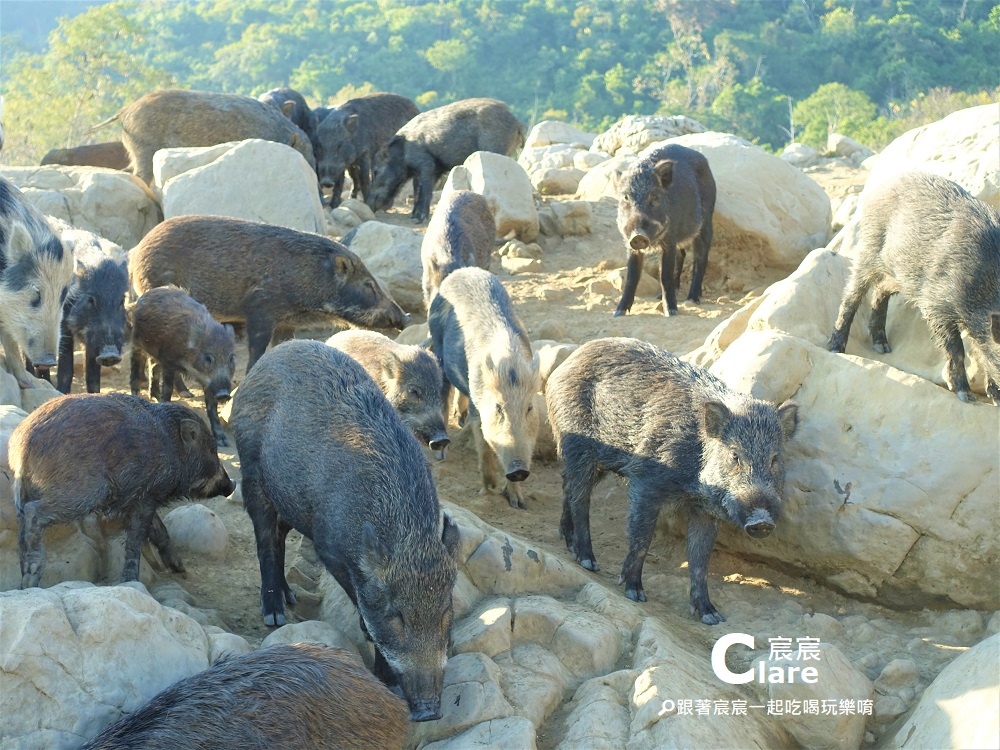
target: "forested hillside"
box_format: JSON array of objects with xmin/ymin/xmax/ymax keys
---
[{"xmin": 1, "ymin": 0, "xmax": 997, "ymax": 165}]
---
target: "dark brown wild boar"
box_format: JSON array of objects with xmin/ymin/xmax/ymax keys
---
[
  {"xmin": 10, "ymin": 393, "xmax": 234, "ymax": 588},
  {"xmin": 40, "ymin": 142, "xmax": 131, "ymax": 171},
  {"xmin": 92, "ymin": 89, "xmax": 316, "ymax": 185},
  {"xmin": 82, "ymin": 643, "xmax": 408, "ymax": 750},
  {"xmin": 130, "ymin": 286, "xmax": 237, "ymax": 446},
  {"xmin": 129, "ymin": 215, "xmax": 408, "ymax": 372}
]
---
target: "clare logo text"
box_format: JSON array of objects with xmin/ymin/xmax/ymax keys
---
[{"xmin": 712, "ymin": 633, "xmax": 822, "ymax": 685}]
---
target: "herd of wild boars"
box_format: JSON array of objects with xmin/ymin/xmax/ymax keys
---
[
  {"xmin": 2, "ymin": 84, "xmax": 999, "ymax": 746},
  {"xmin": 53, "ymin": 87, "xmax": 523, "ymax": 225},
  {"xmin": 129, "ymin": 214, "xmax": 409, "ymax": 372}
]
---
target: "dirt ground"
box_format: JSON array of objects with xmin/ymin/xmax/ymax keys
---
[{"xmin": 64, "ymin": 161, "xmax": 977, "ymax": 746}]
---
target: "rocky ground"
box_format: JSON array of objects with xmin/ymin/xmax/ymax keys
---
[{"xmin": 22, "ymin": 157, "xmax": 995, "ymax": 748}]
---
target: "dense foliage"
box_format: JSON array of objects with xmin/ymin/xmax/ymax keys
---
[{"xmin": 2, "ymin": 0, "xmax": 997, "ymax": 165}]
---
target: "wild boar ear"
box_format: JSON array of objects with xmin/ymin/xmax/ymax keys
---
[
  {"xmin": 7, "ymin": 224, "xmax": 34, "ymax": 263},
  {"xmin": 441, "ymin": 513, "xmax": 461, "ymax": 560},
  {"xmin": 280, "ymin": 100, "xmax": 296, "ymax": 118},
  {"xmin": 345, "ymin": 113, "xmax": 360, "ymax": 134},
  {"xmin": 777, "ymin": 401, "xmax": 799, "ymax": 441},
  {"xmin": 360, "ymin": 522, "xmax": 389, "ymax": 578},
  {"xmin": 178, "ymin": 418, "xmax": 201, "ymax": 448},
  {"xmin": 991, "ymin": 312, "xmax": 1000, "ymax": 344},
  {"xmin": 703, "ymin": 401, "xmax": 731, "ymax": 439},
  {"xmin": 333, "ymin": 255, "xmax": 352, "ymax": 276},
  {"xmin": 653, "ymin": 159, "xmax": 675, "ymax": 188},
  {"xmin": 381, "ymin": 351, "xmax": 403, "ymax": 382}
]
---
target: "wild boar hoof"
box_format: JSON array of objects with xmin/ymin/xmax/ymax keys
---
[
  {"xmin": 624, "ymin": 587, "xmax": 647, "ymax": 603},
  {"xmin": 986, "ymin": 381, "xmax": 999, "ymax": 405},
  {"xmin": 692, "ymin": 604, "xmax": 726, "ymax": 625},
  {"xmin": 955, "ymin": 389, "xmax": 976, "ymax": 403},
  {"xmin": 665, "ymin": 307, "xmax": 678, "ymax": 317},
  {"xmin": 579, "ymin": 557, "xmax": 599, "ymax": 572},
  {"xmin": 262, "ymin": 611, "xmax": 286, "ymax": 627},
  {"xmin": 873, "ymin": 341, "xmax": 891, "ymax": 354},
  {"xmin": 612, "ymin": 308, "xmax": 627, "ymax": 318}
]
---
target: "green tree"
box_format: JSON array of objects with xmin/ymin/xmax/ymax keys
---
[
  {"xmin": 3, "ymin": 0, "xmax": 997, "ymax": 161},
  {"xmin": 710, "ymin": 77, "xmax": 789, "ymax": 149},
  {"xmin": 422, "ymin": 39, "xmax": 472, "ymax": 94},
  {"xmin": 1, "ymin": 2, "xmax": 172, "ymax": 165},
  {"xmin": 791, "ymin": 83, "xmax": 878, "ymax": 149}
]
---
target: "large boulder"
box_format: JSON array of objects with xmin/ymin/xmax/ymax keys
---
[
  {"xmin": 342, "ymin": 220, "xmax": 423, "ymax": 314},
  {"xmin": 592, "ymin": 114, "xmax": 707, "ymax": 156},
  {"xmin": 576, "ymin": 134, "xmax": 832, "ymax": 271},
  {"xmin": 759, "ymin": 642, "xmax": 873, "ymax": 750},
  {"xmin": 157, "ymin": 139, "xmax": 325, "ymax": 233},
  {"xmin": 0, "ymin": 583, "xmax": 212, "ymax": 748},
  {"xmin": 781, "ymin": 142, "xmax": 823, "ymax": 168},
  {"xmin": 443, "ymin": 152, "xmax": 538, "ymax": 242},
  {"xmin": 312, "ymin": 504, "xmax": 801, "ymax": 749},
  {"xmin": 683, "ymin": 325, "xmax": 1000, "ymax": 610},
  {"xmin": 691, "ymin": 246, "xmax": 995, "ymax": 392},
  {"xmin": 676, "ymin": 109, "xmax": 1000, "ymax": 609},
  {"xmin": 574, "ymin": 154, "xmax": 638, "ymax": 202},
  {"xmin": 532, "ymin": 167, "xmax": 585, "ymax": 196},
  {"xmin": 865, "ymin": 104, "xmax": 999, "ymax": 209},
  {"xmin": 664, "ymin": 132, "xmax": 832, "ymax": 270},
  {"xmin": 524, "ymin": 120, "xmax": 596, "ymax": 150},
  {"xmin": 886, "ymin": 634, "xmax": 999, "ymax": 749},
  {"xmin": 0, "ymin": 368, "xmax": 62, "ymax": 412},
  {"xmin": 827, "ymin": 133, "xmax": 874, "ymax": 163},
  {"xmin": 1, "ymin": 166, "xmax": 160, "ymax": 249},
  {"xmin": 519, "ymin": 143, "xmax": 590, "ymax": 195}
]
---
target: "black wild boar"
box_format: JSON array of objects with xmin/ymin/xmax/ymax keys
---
[
  {"xmin": 545, "ymin": 337, "xmax": 798, "ymax": 624},
  {"xmin": 92, "ymin": 89, "xmax": 316, "ymax": 185},
  {"xmin": 128, "ymin": 215, "xmax": 408, "ymax": 373},
  {"xmin": 367, "ymin": 98, "xmax": 524, "ymax": 223},
  {"xmin": 230, "ymin": 340, "xmax": 459, "ymax": 722},
  {"xmin": 326, "ymin": 329, "xmax": 449, "ymax": 453},
  {"xmin": 614, "ymin": 143, "xmax": 716, "ymax": 318},
  {"xmin": 40, "ymin": 219, "xmax": 129, "ymax": 394},
  {"xmin": 428, "ymin": 267, "xmax": 540, "ymax": 509},
  {"xmin": 82, "ymin": 643, "xmax": 409, "ymax": 750},
  {"xmin": 0, "ymin": 176, "xmax": 74, "ymax": 388},
  {"xmin": 828, "ymin": 170, "xmax": 1000, "ymax": 404},
  {"xmin": 40, "ymin": 141, "xmax": 131, "ymax": 171},
  {"xmin": 10, "ymin": 393, "xmax": 234, "ymax": 588},
  {"xmin": 130, "ymin": 286, "xmax": 237, "ymax": 446},
  {"xmin": 420, "ymin": 190, "xmax": 495, "ymax": 312},
  {"xmin": 258, "ymin": 87, "xmax": 313, "ymax": 138},
  {"xmin": 314, "ymin": 93, "xmax": 419, "ymax": 208}
]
